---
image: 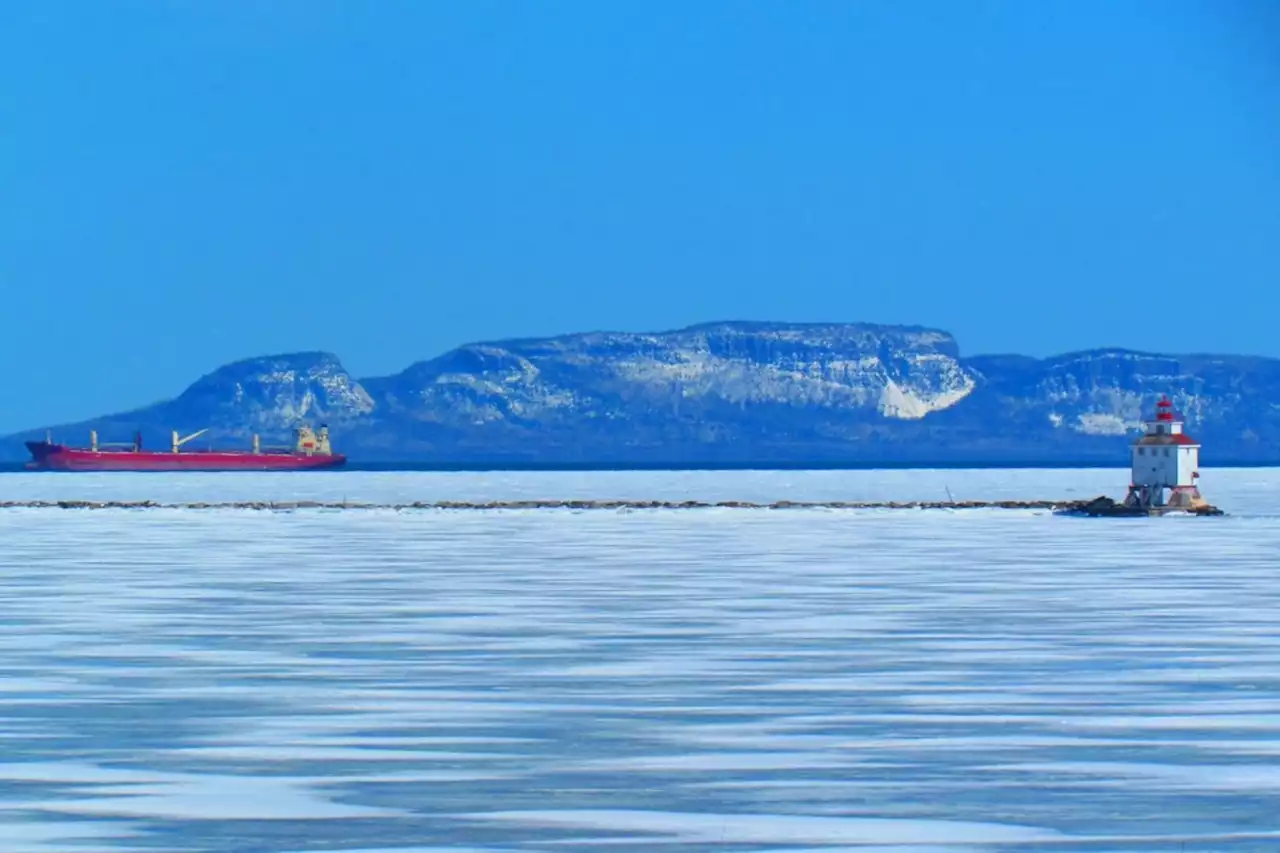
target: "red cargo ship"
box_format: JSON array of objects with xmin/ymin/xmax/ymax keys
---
[{"xmin": 25, "ymin": 425, "xmax": 346, "ymax": 472}]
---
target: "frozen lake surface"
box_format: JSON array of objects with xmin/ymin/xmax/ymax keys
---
[{"xmin": 0, "ymin": 468, "xmax": 1277, "ymax": 851}]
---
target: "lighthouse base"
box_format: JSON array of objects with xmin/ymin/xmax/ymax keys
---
[
  {"xmin": 1058, "ymin": 495, "xmax": 1223, "ymax": 517},
  {"xmin": 1123, "ymin": 484, "xmax": 1209, "ymax": 511}
]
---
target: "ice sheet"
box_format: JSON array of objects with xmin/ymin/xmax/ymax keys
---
[{"xmin": 0, "ymin": 468, "xmax": 1276, "ymax": 850}]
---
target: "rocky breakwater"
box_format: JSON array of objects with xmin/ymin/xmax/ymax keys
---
[{"xmin": 0, "ymin": 497, "xmax": 1221, "ymax": 513}]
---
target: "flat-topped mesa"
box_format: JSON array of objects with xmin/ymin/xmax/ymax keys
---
[{"xmin": 1123, "ymin": 396, "xmax": 1210, "ymax": 511}]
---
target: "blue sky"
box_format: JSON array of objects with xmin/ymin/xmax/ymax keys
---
[{"xmin": 1, "ymin": 1, "xmax": 1277, "ymax": 432}]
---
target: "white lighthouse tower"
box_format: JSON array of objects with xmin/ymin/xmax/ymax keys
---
[{"xmin": 1124, "ymin": 396, "xmax": 1206, "ymax": 510}]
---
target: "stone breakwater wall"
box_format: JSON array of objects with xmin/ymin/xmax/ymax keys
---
[{"xmin": 0, "ymin": 497, "xmax": 1220, "ymax": 513}]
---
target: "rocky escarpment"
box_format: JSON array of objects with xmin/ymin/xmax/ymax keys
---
[
  {"xmin": 164, "ymin": 352, "xmax": 375, "ymax": 433},
  {"xmin": 357, "ymin": 322, "xmax": 978, "ymax": 458},
  {"xmin": 962, "ymin": 349, "xmax": 1280, "ymax": 458},
  {"xmin": 5, "ymin": 322, "xmax": 1280, "ymax": 463}
]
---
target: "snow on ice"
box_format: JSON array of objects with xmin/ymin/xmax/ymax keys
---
[{"xmin": 0, "ymin": 469, "xmax": 1276, "ymax": 850}]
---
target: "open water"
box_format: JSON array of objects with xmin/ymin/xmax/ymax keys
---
[{"xmin": 0, "ymin": 468, "xmax": 1277, "ymax": 851}]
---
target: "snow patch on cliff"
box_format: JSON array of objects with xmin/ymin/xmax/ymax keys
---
[
  {"xmin": 247, "ymin": 366, "xmax": 375, "ymax": 424},
  {"xmin": 1074, "ymin": 413, "xmax": 1140, "ymax": 436},
  {"xmin": 878, "ymin": 379, "xmax": 973, "ymax": 419},
  {"xmin": 428, "ymin": 348, "xmax": 581, "ymax": 420},
  {"xmin": 315, "ymin": 373, "xmax": 375, "ymax": 416},
  {"xmin": 607, "ymin": 345, "xmax": 974, "ymax": 418}
]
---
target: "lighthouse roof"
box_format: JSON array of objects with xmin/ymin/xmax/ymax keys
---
[{"xmin": 1133, "ymin": 432, "xmax": 1200, "ymax": 446}]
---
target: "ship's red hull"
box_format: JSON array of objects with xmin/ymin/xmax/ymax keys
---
[{"xmin": 25, "ymin": 442, "xmax": 346, "ymax": 472}]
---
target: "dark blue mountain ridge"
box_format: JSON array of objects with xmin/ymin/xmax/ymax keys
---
[{"xmin": 4, "ymin": 322, "xmax": 1277, "ymax": 463}]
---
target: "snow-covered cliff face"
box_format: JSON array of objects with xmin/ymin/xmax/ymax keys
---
[
  {"xmin": 963, "ymin": 349, "xmax": 1280, "ymax": 451},
  {"xmin": 370, "ymin": 322, "xmax": 977, "ymax": 427},
  {"xmin": 169, "ymin": 352, "xmax": 376, "ymax": 435}
]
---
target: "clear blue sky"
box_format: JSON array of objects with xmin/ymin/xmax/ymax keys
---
[{"xmin": 1, "ymin": 1, "xmax": 1278, "ymax": 432}]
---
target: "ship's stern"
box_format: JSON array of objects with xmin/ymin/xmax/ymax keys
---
[{"xmin": 24, "ymin": 441, "xmax": 62, "ymax": 470}]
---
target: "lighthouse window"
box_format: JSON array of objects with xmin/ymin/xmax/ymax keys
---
[
  {"xmin": 1163, "ymin": 448, "xmax": 1170, "ymax": 457},
  {"xmin": 1138, "ymin": 447, "xmax": 1145, "ymax": 455}
]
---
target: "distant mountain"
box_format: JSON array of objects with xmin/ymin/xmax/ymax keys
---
[
  {"xmin": 4, "ymin": 353, "xmax": 376, "ymax": 458},
  {"xmin": 5, "ymin": 322, "xmax": 1278, "ymax": 464}
]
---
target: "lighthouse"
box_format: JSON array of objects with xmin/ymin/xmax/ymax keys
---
[{"xmin": 1124, "ymin": 396, "xmax": 1206, "ymax": 510}]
